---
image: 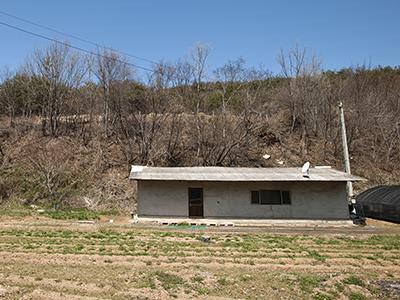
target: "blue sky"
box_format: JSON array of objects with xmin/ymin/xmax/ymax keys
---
[{"xmin": 0, "ymin": 0, "xmax": 399, "ymax": 76}]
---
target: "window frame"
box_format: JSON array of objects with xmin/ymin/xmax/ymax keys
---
[{"xmin": 250, "ymin": 190, "xmax": 291, "ymax": 205}]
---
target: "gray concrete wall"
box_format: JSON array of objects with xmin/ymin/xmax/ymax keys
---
[{"xmin": 137, "ymin": 181, "xmax": 349, "ymax": 219}]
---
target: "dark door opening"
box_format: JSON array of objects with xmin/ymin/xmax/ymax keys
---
[{"xmin": 188, "ymin": 188, "xmax": 203, "ymax": 218}]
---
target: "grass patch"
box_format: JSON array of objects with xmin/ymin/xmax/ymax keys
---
[
  {"xmin": 43, "ymin": 209, "xmax": 102, "ymax": 220},
  {"xmin": 0, "ymin": 205, "xmax": 120, "ymax": 221},
  {"xmin": 217, "ymin": 277, "xmax": 228, "ymax": 286},
  {"xmin": 307, "ymin": 250, "xmax": 327, "ymax": 262},
  {"xmin": 155, "ymin": 271, "xmax": 184, "ymax": 290},
  {"xmin": 314, "ymin": 292, "xmax": 334, "ymax": 300},
  {"xmin": 191, "ymin": 275, "xmax": 204, "ymax": 283},
  {"xmin": 335, "ymin": 282, "xmax": 344, "ymax": 292},
  {"xmin": 349, "ymin": 291, "xmax": 367, "ymax": 300},
  {"xmin": 343, "ymin": 275, "xmax": 365, "ymax": 287},
  {"xmin": 299, "ymin": 275, "xmax": 325, "ymax": 292},
  {"xmin": 0, "ymin": 208, "xmax": 33, "ymax": 218}
]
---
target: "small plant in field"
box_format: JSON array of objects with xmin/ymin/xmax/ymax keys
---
[
  {"xmin": 343, "ymin": 275, "xmax": 364, "ymax": 287},
  {"xmin": 217, "ymin": 277, "xmax": 228, "ymax": 286},
  {"xmin": 314, "ymin": 238, "xmax": 326, "ymax": 245},
  {"xmin": 155, "ymin": 271, "xmax": 184, "ymax": 290},
  {"xmin": 248, "ymin": 260, "xmax": 255, "ymax": 265},
  {"xmin": 141, "ymin": 275, "xmax": 156, "ymax": 289},
  {"xmin": 313, "ymin": 292, "xmax": 334, "ymax": 300},
  {"xmin": 239, "ymin": 274, "xmax": 252, "ymax": 282},
  {"xmin": 191, "ymin": 275, "xmax": 204, "ymax": 283},
  {"xmin": 335, "ymin": 282, "xmax": 344, "ymax": 292},
  {"xmin": 196, "ymin": 286, "xmax": 209, "ymax": 295},
  {"xmin": 74, "ymin": 244, "xmax": 84, "ymax": 252},
  {"xmin": 307, "ymin": 250, "xmax": 327, "ymax": 262},
  {"xmin": 24, "ymin": 243, "xmax": 34, "ymax": 250},
  {"xmin": 349, "ymin": 291, "xmax": 367, "ymax": 300},
  {"xmin": 299, "ymin": 275, "xmax": 325, "ymax": 292}
]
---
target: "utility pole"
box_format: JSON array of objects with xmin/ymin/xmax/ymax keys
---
[{"xmin": 338, "ymin": 102, "xmax": 354, "ymax": 204}]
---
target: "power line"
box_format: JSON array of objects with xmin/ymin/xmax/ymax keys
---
[
  {"xmin": 0, "ymin": 20, "xmax": 154, "ymax": 72},
  {"xmin": 0, "ymin": 9, "xmax": 158, "ymax": 65}
]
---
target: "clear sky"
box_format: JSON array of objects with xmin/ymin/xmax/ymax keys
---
[{"xmin": 0, "ymin": 0, "xmax": 399, "ymax": 76}]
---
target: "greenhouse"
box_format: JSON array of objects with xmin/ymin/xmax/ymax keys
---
[{"xmin": 356, "ymin": 185, "xmax": 400, "ymax": 223}]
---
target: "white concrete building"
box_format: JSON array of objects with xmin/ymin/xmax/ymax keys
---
[{"xmin": 129, "ymin": 166, "xmax": 364, "ymax": 220}]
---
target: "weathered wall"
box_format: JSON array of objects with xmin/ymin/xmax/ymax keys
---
[{"xmin": 137, "ymin": 180, "xmax": 349, "ymax": 219}]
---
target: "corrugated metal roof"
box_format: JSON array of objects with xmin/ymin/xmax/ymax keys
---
[{"xmin": 129, "ymin": 166, "xmax": 365, "ymax": 182}]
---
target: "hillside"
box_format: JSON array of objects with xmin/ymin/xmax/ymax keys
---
[{"xmin": 0, "ymin": 43, "xmax": 399, "ymax": 212}]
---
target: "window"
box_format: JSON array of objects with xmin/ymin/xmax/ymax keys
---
[{"xmin": 250, "ymin": 190, "xmax": 291, "ymax": 205}]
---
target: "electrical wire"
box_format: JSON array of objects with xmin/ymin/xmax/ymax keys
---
[
  {"xmin": 0, "ymin": 20, "xmax": 154, "ymax": 72},
  {"xmin": 0, "ymin": 9, "xmax": 158, "ymax": 65}
]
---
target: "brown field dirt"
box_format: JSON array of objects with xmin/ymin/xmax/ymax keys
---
[{"xmin": 0, "ymin": 217, "xmax": 399, "ymax": 299}]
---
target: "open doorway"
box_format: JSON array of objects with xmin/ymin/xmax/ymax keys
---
[{"xmin": 188, "ymin": 187, "xmax": 203, "ymax": 218}]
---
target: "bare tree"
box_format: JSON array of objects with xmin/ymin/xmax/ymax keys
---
[
  {"xmin": 277, "ymin": 44, "xmax": 323, "ymax": 154},
  {"xmin": 189, "ymin": 43, "xmax": 211, "ymax": 161},
  {"xmin": 26, "ymin": 42, "xmax": 87, "ymax": 136},
  {"xmin": 92, "ymin": 49, "xmax": 133, "ymax": 137},
  {"xmin": 0, "ymin": 67, "xmax": 17, "ymax": 127},
  {"xmin": 214, "ymin": 58, "xmax": 246, "ymax": 137},
  {"xmin": 191, "ymin": 42, "xmax": 210, "ymax": 95}
]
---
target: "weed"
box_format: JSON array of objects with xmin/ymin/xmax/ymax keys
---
[
  {"xmin": 343, "ymin": 275, "xmax": 364, "ymax": 287},
  {"xmin": 155, "ymin": 271, "xmax": 184, "ymax": 290},
  {"xmin": 191, "ymin": 275, "xmax": 204, "ymax": 283},
  {"xmin": 196, "ymin": 286, "xmax": 209, "ymax": 295},
  {"xmin": 349, "ymin": 292, "xmax": 367, "ymax": 300},
  {"xmin": 313, "ymin": 292, "xmax": 333, "ymax": 300},
  {"xmin": 299, "ymin": 275, "xmax": 325, "ymax": 292},
  {"xmin": 335, "ymin": 282, "xmax": 344, "ymax": 292},
  {"xmin": 217, "ymin": 277, "xmax": 228, "ymax": 285},
  {"xmin": 141, "ymin": 275, "xmax": 156, "ymax": 289},
  {"xmin": 74, "ymin": 244, "xmax": 84, "ymax": 252},
  {"xmin": 307, "ymin": 250, "xmax": 327, "ymax": 262}
]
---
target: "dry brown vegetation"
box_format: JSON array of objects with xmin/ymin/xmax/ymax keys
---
[{"xmin": 0, "ymin": 42, "xmax": 399, "ymax": 211}]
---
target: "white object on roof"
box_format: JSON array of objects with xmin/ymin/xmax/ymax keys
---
[
  {"xmin": 129, "ymin": 166, "xmax": 365, "ymax": 182},
  {"xmin": 302, "ymin": 162, "xmax": 311, "ymax": 178},
  {"xmin": 131, "ymin": 165, "xmax": 146, "ymax": 173}
]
